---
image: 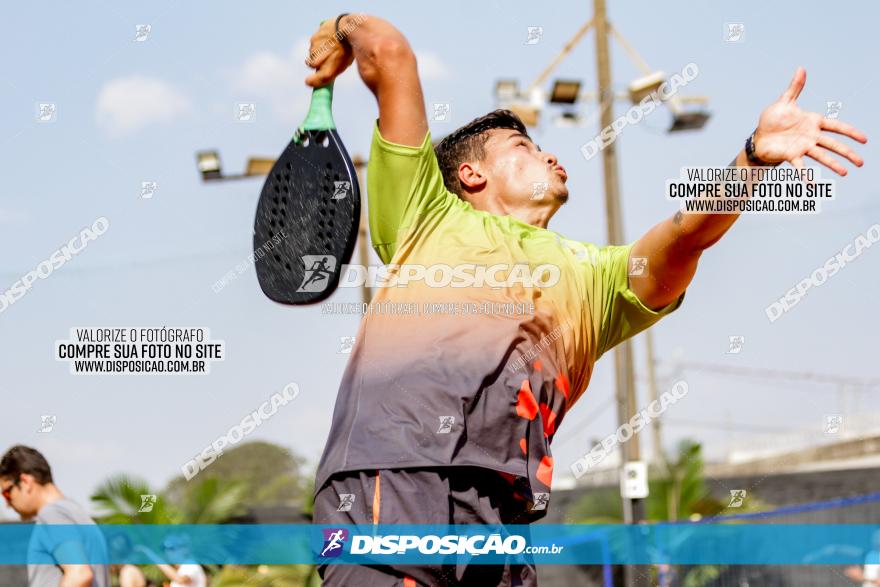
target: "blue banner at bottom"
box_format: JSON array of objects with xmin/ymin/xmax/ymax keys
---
[{"xmin": 0, "ymin": 524, "xmax": 879, "ymax": 565}]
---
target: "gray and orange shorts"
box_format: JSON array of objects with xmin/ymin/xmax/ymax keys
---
[{"xmin": 313, "ymin": 467, "xmax": 538, "ymax": 586}]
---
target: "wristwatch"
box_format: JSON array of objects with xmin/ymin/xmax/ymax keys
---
[
  {"xmin": 335, "ymin": 13, "xmax": 351, "ymax": 47},
  {"xmin": 745, "ymin": 129, "xmax": 779, "ymax": 166}
]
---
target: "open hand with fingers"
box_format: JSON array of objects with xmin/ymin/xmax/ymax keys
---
[{"xmin": 753, "ymin": 67, "xmax": 867, "ymax": 175}]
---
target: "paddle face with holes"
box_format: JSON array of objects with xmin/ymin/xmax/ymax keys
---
[{"xmin": 253, "ymin": 84, "xmax": 360, "ymax": 305}]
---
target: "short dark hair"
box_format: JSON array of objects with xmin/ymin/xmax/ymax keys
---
[
  {"xmin": 0, "ymin": 445, "xmax": 53, "ymax": 485},
  {"xmin": 434, "ymin": 109, "xmax": 529, "ymax": 198}
]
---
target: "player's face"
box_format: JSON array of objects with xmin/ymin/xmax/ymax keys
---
[
  {"xmin": 481, "ymin": 129, "xmax": 569, "ymax": 207},
  {"xmin": 1, "ymin": 475, "xmax": 38, "ymax": 518}
]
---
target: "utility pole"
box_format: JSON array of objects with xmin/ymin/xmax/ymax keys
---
[
  {"xmin": 645, "ymin": 329, "xmax": 665, "ymax": 467},
  {"xmin": 352, "ymin": 156, "xmax": 372, "ymax": 305},
  {"xmin": 594, "ymin": 0, "xmax": 647, "ymax": 584},
  {"xmin": 594, "ymin": 0, "xmax": 642, "ymax": 516}
]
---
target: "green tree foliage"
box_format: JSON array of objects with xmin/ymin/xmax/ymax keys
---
[
  {"xmin": 569, "ymin": 440, "xmax": 727, "ymax": 524},
  {"xmin": 90, "ymin": 441, "xmax": 317, "ymax": 586},
  {"xmin": 211, "ymin": 564, "xmax": 316, "ymax": 587},
  {"xmin": 164, "ymin": 441, "xmax": 310, "ymax": 509},
  {"xmin": 647, "ymin": 439, "xmax": 725, "ymax": 522}
]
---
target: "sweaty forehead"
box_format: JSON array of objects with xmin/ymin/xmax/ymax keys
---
[
  {"xmin": 486, "ymin": 128, "xmax": 526, "ymax": 142},
  {"xmin": 484, "ymin": 128, "xmax": 534, "ymax": 153}
]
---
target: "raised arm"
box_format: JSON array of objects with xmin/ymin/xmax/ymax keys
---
[
  {"xmin": 630, "ymin": 67, "xmax": 867, "ymax": 310},
  {"xmin": 305, "ymin": 15, "xmax": 450, "ymax": 263},
  {"xmin": 305, "ymin": 14, "xmax": 427, "ymax": 147}
]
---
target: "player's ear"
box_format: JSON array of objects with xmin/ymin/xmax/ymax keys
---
[
  {"xmin": 18, "ymin": 473, "xmax": 35, "ymax": 491},
  {"xmin": 458, "ymin": 162, "xmax": 486, "ymax": 191}
]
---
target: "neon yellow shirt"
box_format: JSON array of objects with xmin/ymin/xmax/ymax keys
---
[{"xmin": 316, "ymin": 122, "xmax": 684, "ymax": 517}]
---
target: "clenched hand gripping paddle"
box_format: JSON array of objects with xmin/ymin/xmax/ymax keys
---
[{"xmin": 253, "ymin": 83, "xmax": 361, "ymax": 304}]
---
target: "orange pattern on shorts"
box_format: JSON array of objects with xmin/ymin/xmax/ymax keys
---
[
  {"xmin": 539, "ymin": 403, "xmax": 557, "ymax": 438},
  {"xmin": 555, "ymin": 373, "xmax": 571, "ymax": 403},
  {"xmin": 499, "ymin": 471, "xmax": 518, "ymax": 484},
  {"xmin": 372, "ymin": 470, "xmax": 381, "ymax": 525},
  {"xmin": 515, "ymin": 379, "xmax": 538, "ymax": 420},
  {"xmin": 519, "ymin": 437, "xmax": 527, "ymax": 455},
  {"xmin": 536, "ymin": 455, "xmax": 554, "ymax": 487}
]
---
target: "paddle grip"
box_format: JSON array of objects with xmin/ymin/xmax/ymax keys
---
[{"xmin": 300, "ymin": 84, "xmax": 336, "ymax": 132}]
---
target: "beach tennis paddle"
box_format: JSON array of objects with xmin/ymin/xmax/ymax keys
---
[{"xmin": 253, "ymin": 82, "xmax": 360, "ymax": 305}]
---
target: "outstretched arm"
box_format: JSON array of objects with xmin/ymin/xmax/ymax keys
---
[
  {"xmin": 305, "ymin": 14, "xmax": 427, "ymax": 147},
  {"xmin": 630, "ymin": 67, "xmax": 868, "ymax": 310}
]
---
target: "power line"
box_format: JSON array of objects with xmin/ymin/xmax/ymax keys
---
[
  {"xmin": 0, "ymin": 247, "xmax": 258, "ymax": 278},
  {"xmin": 663, "ymin": 417, "xmax": 807, "ymax": 435},
  {"xmin": 554, "ymin": 392, "xmax": 616, "ymax": 447},
  {"xmin": 678, "ymin": 361, "xmax": 880, "ymax": 389}
]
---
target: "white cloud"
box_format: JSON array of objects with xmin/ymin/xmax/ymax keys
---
[
  {"xmin": 227, "ymin": 42, "xmax": 453, "ymax": 124},
  {"xmin": 226, "ymin": 38, "xmax": 315, "ymax": 125},
  {"xmin": 96, "ymin": 75, "xmax": 191, "ymax": 137},
  {"xmin": 235, "ymin": 49, "xmax": 303, "ymax": 96},
  {"xmin": 415, "ymin": 51, "xmax": 452, "ymax": 81}
]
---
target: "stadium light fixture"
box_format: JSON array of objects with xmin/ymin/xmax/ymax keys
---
[
  {"xmin": 245, "ymin": 158, "xmax": 274, "ymax": 177},
  {"xmin": 669, "ymin": 110, "xmax": 711, "ymax": 133},
  {"xmin": 553, "ymin": 111, "xmax": 583, "ymax": 127},
  {"xmin": 495, "ymin": 79, "xmax": 520, "ymax": 104},
  {"xmin": 195, "ymin": 151, "xmax": 275, "ymax": 182},
  {"xmin": 628, "ymin": 71, "xmax": 666, "ymax": 104},
  {"xmin": 196, "ymin": 151, "xmax": 222, "ymax": 181},
  {"xmin": 509, "ymin": 104, "xmax": 540, "ymax": 127},
  {"xmin": 549, "ymin": 79, "xmax": 582, "ymax": 104}
]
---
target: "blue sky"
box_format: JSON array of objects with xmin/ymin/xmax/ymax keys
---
[{"xmin": 1, "ymin": 0, "xmax": 878, "ymax": 515}]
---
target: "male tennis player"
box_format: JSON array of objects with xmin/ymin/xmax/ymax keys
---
[{"xmin": 306, "ymin": 13, "xmax": 867, "ymax": 586}]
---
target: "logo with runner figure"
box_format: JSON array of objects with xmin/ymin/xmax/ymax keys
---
[
  {"xmin": 332, "ymin": 181, "xmax": 351, "ymax": 200},
  {"xmin": 531, "ymin": 492, "xmax": 550, "ymax": 511},
  {"xmin": 437, "ymin": 416, "xmax": 455, "ymax": 434},
  {"xmin": 297, "ymin": 255, "xmax": 337, "ymax": 293},
  {"xmin": 138, "ymin": 494, "xmax": 157, "ymax": 513},
  {"xmin": 336, "ymin": 493, "xmax": 355, "ymax": 512},
  {"xmin": 320, "ymin": 528, "xmax": 349, "ymax": 558},
  {"xmin": 38, "ymin": 415, "xmax": 56, "ymax": 433},
  {"xmin": 727, "ymin": 489, "xmax": 746, "ymax": 508}
]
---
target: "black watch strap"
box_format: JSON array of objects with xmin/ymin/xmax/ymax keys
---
[
  {"xmin": 335, "ymin": 13, "xmax": 351, "ymax": 46},
  {"xmin": 745, "ymin": 129, "xmax": 778, "ymax": 166}
]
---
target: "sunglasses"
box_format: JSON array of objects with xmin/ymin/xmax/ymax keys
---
[{"xmin": 1, "ymin": 479, "xmax": 20, "ymax": 503}]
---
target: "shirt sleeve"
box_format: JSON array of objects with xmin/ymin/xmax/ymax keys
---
[
  {"xmin": 366, "ymin": 120, "xmax": 456, "ymax": 264},
  {"xmin": 34, "ymin": 506, "xmax": 87, "ymax": 565},
  {"xmin": 36, "ymin": 503, "xmax": 76, "ymax": 524},
  {"xmin": 594, "ymin": 242, "xmax": 685, "ymax": 358}
]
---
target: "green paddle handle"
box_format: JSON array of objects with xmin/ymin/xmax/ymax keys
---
[
  {"xmin": 300, "ymin": 84, "xmax": 336, "ymax": 132},
  {"xmin": 299, "ymin": 21, "xmax": 337, "ymax": 133}
]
